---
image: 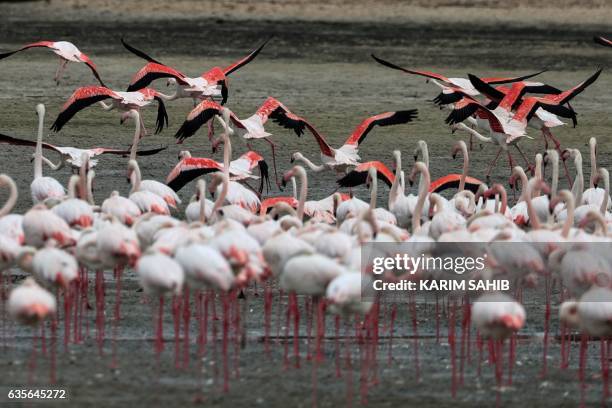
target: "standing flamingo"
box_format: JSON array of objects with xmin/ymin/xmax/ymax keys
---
[{"xmin": 30, "ymin": 104, "xmax": 65, "ymax": 204}]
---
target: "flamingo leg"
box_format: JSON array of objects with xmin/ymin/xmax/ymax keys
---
[
  {"xmin": 543, "ymin": 127, "xmax": 572, "ymax": 187},
  {"xmin": 207, "ymin": 121, "xmax": 215, "ymax": 142},
  {"xmin": 514, "ymin": 145, "xmax": 533, "ymax": 174},
  {"xmin": 485, "ymin": 148, "xmax": 503, "ymax": 184},
  {"xmin": 264, "ymin": 138, "xmax": 281, "ymax": 189},
  {"xmin": 54, "ymin": 58, "xmax": 68, "ymax": 85},
  {"xmin": 139, "ymin": 114, "xmax": 148, "ymax": 138}
]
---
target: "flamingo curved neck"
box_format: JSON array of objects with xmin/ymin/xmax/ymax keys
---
[
  {"xmin": 571, "ymin": 153, "xmax": 584, "ymax": 205},
  {"xmin": 197, "ymin": 180, "xmax": 207, "ymax": 224},
  {"xmin": 294, "ymin": 153, "xmax": 325, "ymax": 173},
  {"xmin": 40, "ymin": 155, "xmax": 64, "ymax": 171},
  {"xmin": 129, "ymin": 162, "xmax": 142, "ymax": 194},
  {"xmin": 590, "ymin": 138, "xmax": 597, "ymax": 189},
  {"xmin": 34, "ymin": 108, "xmax": 44, "ymax": 179},
  {"xmin": 512, "ymin": 167, "xmax": 528, "ymax": 202},
  {"xmin": 129, "ymin": 111, "xmax": 142, "ymax": 162},
  {"xmin": 411, "ymin": 163, "xmax": 430, "ymax": 232},
  {"xmin": 465, "ymin": 126, "xmax": 492, "ymax": 143},
  {"xmin": 291, "ymin": 177, "xmax": 297, "ymax": 199},
  {"xmin": 294, "ymin": 167, "xmax": 308, "ymax": 221},
  {"xmin": 86, "ymin": 170, "xmax": 95, "ymax": 205},
  {"xmin": 560, "ymin": 192, "xmax": 574, "ymax": 238},
  {"xmin": 533, "ymin": 154, "xmax": 542, "ymax": 196},
  {"xmin": 389, "ymin": 151, "xmax": 402, "ymax": 209},
  {"xmin": 67, "ymin": 175, "xmax": 80, "ymax": 199},
  {"xmin": 493, "ymin": 185, "xmax": 507, "ymax": 214},
  {"xmin": 548, "ymin": 150, "xmax": 559, "ymax": 198},
  {"xmin": 0, "ymin": 176, "xmax": 18, "ymax": 217},
  {"xmin": 599, "ymin": 169, "xmax": 609, "ymax": 215},
  {"xmin": 525, "ymin": 180, "xmax": 541, "ymax": 230},
  {"xmin": 211, "ymin": 174, "xmax": 229, "ymax": 215},
  {"xmin": 99, "ymin": 101, "xmax": 114, "ymax": 111},
  {"xmin": 369, "ymin": 170, "xmax": 378, "ymax": 210},
  {"xmin": 79, "ymin": 154, "xmax": 89, "ymax": 200},
  {"xmin": 456, "ymin": 142, "xmax": 468, "ymax": 192}
]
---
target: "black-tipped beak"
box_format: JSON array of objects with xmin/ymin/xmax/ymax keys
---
[
  {"xmin": 452, "ymin": 153, "xmax": 457, "ymax": 160},
  {"xmin": 290, "ymin": 157, "xmax": 295, "ymax": 163},
  {"xmin": 413, "ymin": 154, "xmax": 418, "ymax": 161}
]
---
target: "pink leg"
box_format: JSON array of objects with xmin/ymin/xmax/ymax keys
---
[
  {"xmin": 543, "ymin": 127, "xmax": 572, "ymax": 187},
  {"xmin": 485, "ymin": 148, "xmax": 503, "ymax": 184},
  {"xmin": 207, "ymin": 121, "xmax": 215, "ymax": 142},
  {"xmin": 264, "ymin": 138, "xmax": 281, "ymax": 189},
  {"xmin": 514, "ymin": 145, "xmax": 533, "ymax": 173}
]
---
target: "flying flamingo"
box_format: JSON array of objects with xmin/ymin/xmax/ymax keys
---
[
  {"xmin": 30, "ymin": 104, "xmax": 65, "ymax": 204},
  {"xmin": 371, "ymin": 54, "xmax": 544, "ymax": 103},
  {"xmin": 291, "ymin": 109, "xmax": 418, "ymax": 176},
  {"xmin": 0, "ymin": 40, "xmax": 104, "ymax": 85},
  {"xmin": 174, "ymin": 97, "xmax": 305, "ymax": 186},
  {"xmin": 122, "ymin": 37, "xmax": 269, "ymax": 104},
  {"xmin": 165, "ymin": 150, "xmax": 269, "ymax": 193},
  {"xmin": 50, "ymin": 85, "xmax": 169, "ymax": 137},
  {"xmin": 594, "ymin": 36, "xmax": 612, "ymax": 48},
  {"xmin": 0, "ymin": 131, "xmax": 166, "ymax": 171}
]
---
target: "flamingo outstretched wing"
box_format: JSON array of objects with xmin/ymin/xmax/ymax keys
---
[
  {"xmin": 127, "ymin": 62, "xmax": 188, "ymax": 92},
  {"xmin": 429, "ymin": 174, "xmax": 483, "ymax": 193},
  {"xmin": 121, "ymin": 37, "xmax": 164, "ymax": 64},
  {"xmin": 174, "ymin": 100, "xmax": 229, "ymax": 143},
  {"xmin": 51, "ymin": 86, "xmax": 118, "ymax": 132},
  {"xmin": 594, "ymin": 36, "xmax": 612, "ymax": 48},
  {"xmin": 222, "ymin": 38, "xmax": 270, "ymax": 76},
  {"xmin": 337, "ymin": 161, "xmax": 395, "ymax": 188},
  {"xmin": 343, "ymin": 109, "xmax": 418, "ymax": 147},
  {"xmin": 0, "ymin": 41, "xmax": 55, "ymax": 60},
  {"xmin": 166, "ymin": 157, "xmax": 223, "ymax": 191}
]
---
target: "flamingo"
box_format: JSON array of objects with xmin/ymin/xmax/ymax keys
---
[
  {"xmin": 451, "ymin": 120, "xmax": 532, "ymax": 184},
  {"xmin": 8, "ymin": 278, "xmax": 57, "ymax": 325},
  {"xmin": 560, "ymin": 287, "xmax": 612, "ymax": 337},
  {"xmin": 31, "ymin": 244, "xmax": 79, "ymax": 288},
  {"xmin": 122, "ymin": 37, "xmax": 269, "ymax": 104},
  {"xmin": 472, "ymin": 292, "xmax": 526, "ymax": 339},
  {"xmin": 389, "ymin": 150, "xmax": 430, "ymax": 229},
  {"xmin": 582, "ymin": 137, "xmax": 611, "ymax": 209},
  {"xmin": 52, "ymin": 170, "xmax": 94, "ymax": 229},
  {"xmin": 50, "ymin": 85, "xmax": 169, "ymax": 137},
  {"xmin": 128, "ymin": 158, "xmax": 181, "ymax": 209},
  {"xmin": 185, "ymin": 179, "xmax": 214, "ymax": 224},
  {"xmin": 0, "ymin": 174, "xmax": 24, "ymax": 244},
  {"xmin": 0, "ymin": 131, "xmax": 166, "ymax": 172},
  {"xmin": 499, "ymin": 69, "xmax": 602, "ymax": 137},
  {"xmin": 290, "ymin": 109, "xmax": 418, "ymax": 176},
  {"xmin": 174, "ymin": 97, "xmax": 306, "ymax": 186},
  {"xmin": 466, "ymin": 73, "xmax": 574, "ymax": 173},
  {"xmin": 127, "ymin": 160, "xmax": 171, "ymax": 214},
  {"xmin": 166, "ymin": 150, "xmax": 269, "ymax": 193},
  {"xmin": 175, "ymin": 243, "xmax": 234, "ymax": 291},
  {"xmin": 95, "ymin": 220, "xmax": 141, "ymax": 269},
  {"xmin": 136, "ymin": 252, "xmax": 184, "ymax": 297},
  {"xmin": 371, "ymin": 54, "xmax": 544, "ymax": 102},
  {"xmin": 30, "ymin": 104, "xmax": 65, "ymax": 204},
  {"xmin": 594, "ymin": 36, "xmax": 612, "ymax": 48},
  {"xmin": 336, "ymin": 161, "xmax": 395, "ymax": 189},
  {"xmin": 22, "ymin": 204, "xmax": 75, "ymax": 248},
  {"xmin": 0, "ymin": 40, "xmax": 104, "ymax": 85}
]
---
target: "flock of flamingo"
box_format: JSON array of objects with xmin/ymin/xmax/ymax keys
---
[{"xmin": 0, "ymin": 34, "xmax": 612, "ymax": 405}]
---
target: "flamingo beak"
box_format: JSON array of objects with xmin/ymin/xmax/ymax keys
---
[{"xmin": 500, "ymin": 314, "xmax": 524, "ymax": 331}]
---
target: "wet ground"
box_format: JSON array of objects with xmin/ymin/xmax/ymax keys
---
[{"xmin": 1, "ymin": 7, "xmax": 612, "ymax": 408}]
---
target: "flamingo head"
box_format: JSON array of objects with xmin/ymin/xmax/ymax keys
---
[
  {"xmin": 559, "ymin": 301, "xmax": 580, "ymax": 329},
  {"xmin": 36, "ymin": 103, "xmax": 45, "ymax": 117},
  {"xmin": 500, "ymin": 314, "xmax": 525, "ymax": 331}
]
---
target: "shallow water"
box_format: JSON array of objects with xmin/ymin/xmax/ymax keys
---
[{"xmin": 1, "ymin": 15, "xmax": 612, "ymax": 408}]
